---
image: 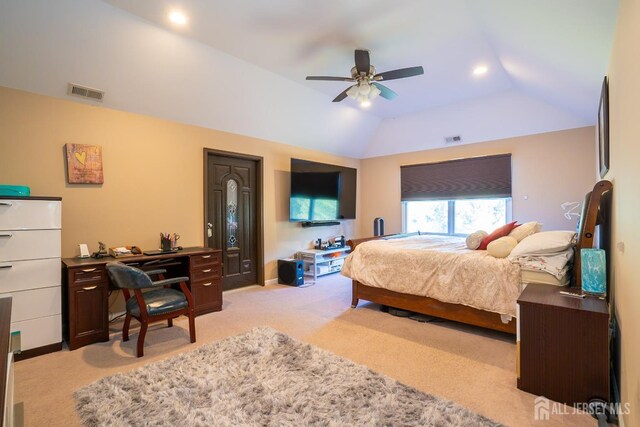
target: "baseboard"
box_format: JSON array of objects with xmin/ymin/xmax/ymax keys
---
[
  {"xmin": 14, "ymin": 342, "xmax": 62, "ymax": 361},
  {"xmin": 264, "ymin": 278, "xmax": 278, "ymax": 286},
  {"xmin": 223, "ymin": 285, "xmax": 262, "ymax": 294}
]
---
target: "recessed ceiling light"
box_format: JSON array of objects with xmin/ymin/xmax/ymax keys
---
[
  {"xmin": 473, "ymin": 65, "xmax": 488, "ymax": 76},
  {"xmin": 169, "ymin": 11, "xmax": 187, "ymax": 25}
]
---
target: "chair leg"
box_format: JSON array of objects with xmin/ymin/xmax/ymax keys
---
[
  {"xmin": 122, "ymin": 314, "xmax": 131, "ymax": 342},
  {"xmin": 137, "ymin": 322, "xmax": 148, "ymax": 358},
  {"xmin": 167, "ymin": 318, "xmax": 173, "ymax": 328},
  {"xmin": 188, "ymin": 313, "xmax": 196, "ymax": 343}
]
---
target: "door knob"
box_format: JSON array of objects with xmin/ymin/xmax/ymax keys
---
[{"xmin": 207, "ymin": 222, "xmax": 213, "ymax": 238}]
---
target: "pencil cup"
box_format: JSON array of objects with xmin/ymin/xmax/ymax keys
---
[
  {"xmin": 581, "ymin": 248, "xmax": 606, "ymax": 296},
  {"xmin": 161, "ymin": 238, "xmax": 172, "ymax": 252}
]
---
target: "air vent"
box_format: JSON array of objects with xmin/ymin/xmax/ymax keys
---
[
  {"xmin": 67, "ymin": 83, "xmax": 104, "ymax": 102},
  {"xmin": 444, "ymin": 135, "xmax": 462, "ymax": 144}
]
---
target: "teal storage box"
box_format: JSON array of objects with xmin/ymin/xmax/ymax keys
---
[
  {"xmin": 581, "ymin": 248, "xmax": 607, "ymax": 296},
  {"xmin": 0, "ymin": 185, "xmax": 31, "ymax": 197}
]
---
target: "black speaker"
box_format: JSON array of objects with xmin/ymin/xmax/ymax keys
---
[{"xmin": 278, "ymin": 259, "xmax": 304, "ymax": 286}]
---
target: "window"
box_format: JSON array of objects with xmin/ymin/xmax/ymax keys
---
[
  {"xmin": 404, "ymin": 198, "xmax": 511, "ymax": 235},
  {"xmin": 405, "ymin": 200, "xmax": 448, "ymax": 234},
  {"xmin": 400, "ymin": 154, "xmax": 512, "ymax": 235}
]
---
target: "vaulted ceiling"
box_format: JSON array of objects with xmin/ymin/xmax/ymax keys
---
[{"xmin": 0, "ymin": 0, "xmax": 619, "ymax": 158}]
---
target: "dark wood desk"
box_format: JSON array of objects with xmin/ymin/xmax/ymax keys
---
[
  {"xmin": 517, "ymin": 284, "xmax": 609, "ymax": 405},
  {"xmin": 62, "ymin": 247, "xmax": 221, "ymax": 350}
]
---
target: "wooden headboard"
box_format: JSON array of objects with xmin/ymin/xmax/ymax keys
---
[{"xmin": 574, "ymin": 180, "xmax": 613, "ymax": 292}]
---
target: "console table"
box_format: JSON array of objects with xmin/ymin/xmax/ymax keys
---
[
  {"xmin": 297, "ymin": 247, "xmax": 350, "ymax": 282},
  {"xmin": 62, "ymin": 247, "xmax": 221, "ymax": 350}
]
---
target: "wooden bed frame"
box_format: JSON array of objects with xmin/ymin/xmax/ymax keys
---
[{"xmin": 347, "ymin": 180, "xmax": 612, "ymax": 335}]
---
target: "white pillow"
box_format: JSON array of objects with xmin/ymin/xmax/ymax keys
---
[
  {"xmin": 487, "ymin": 236, "xmax": 518, "ymax": 258},
  {"xmin": 508, "ymin": 221, "xmax": 542, "ymax": 242},
  {"xmin": 509, "ymin": 231, "xmax": 576, "ymax": 258},
  {"xmin": 466, "ymin": 230, "xmax": 488, "ymax": 250}
]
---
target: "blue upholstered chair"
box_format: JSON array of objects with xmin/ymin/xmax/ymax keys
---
[{"xmin": 106, "ymin": 262, "xmax": 196, "ymax": 357}]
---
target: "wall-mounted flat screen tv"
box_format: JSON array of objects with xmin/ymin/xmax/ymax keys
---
[{"xmin": 290, "ymin": 158, "xmax": 357, "ymax": 222}]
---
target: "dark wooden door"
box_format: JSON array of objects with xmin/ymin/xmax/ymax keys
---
[{"xmin": 206, "ymin": 153, "xmax": 259, "ymax": 290}]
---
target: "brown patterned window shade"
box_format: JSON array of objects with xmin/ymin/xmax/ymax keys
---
[{"xmin": 400, "ymin": 154, "xmax": 512, "ymax": 201}]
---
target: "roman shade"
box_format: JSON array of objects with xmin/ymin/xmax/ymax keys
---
[{"xmin": 401, "ymin": 154, "xmax": 512, "ymax": 201}]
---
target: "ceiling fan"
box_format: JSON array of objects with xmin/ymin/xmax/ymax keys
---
[{"xmin": 306, "ymin": 49, "xmax": 424, "ymax": 107}]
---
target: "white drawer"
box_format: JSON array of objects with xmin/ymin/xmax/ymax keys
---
[
  {"xmin": 0, "ymin": 258, "xmax": 61, "ymax": 292},
  {"xmin": 10, "ymin": 314, "xmax": 61, "ymax": 351},
  {"xmin": 0, "ymin": 230, "xmax": 60, "ymax": 262},
  {"xmin": 3, "ymin": 287, "xmax": 61, "ymax": 323},
  {"xmin": 0, "ymin": 199, "xmax": 61, "ymax": 230}
]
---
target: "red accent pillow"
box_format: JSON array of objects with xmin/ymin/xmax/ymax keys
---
[{"xmin": 478, "ymin": 221, "xmax": 519, "ymax": 250}]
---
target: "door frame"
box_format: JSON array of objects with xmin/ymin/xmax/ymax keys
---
[{"xmin": 203, "ymin": 148, "xmax": 264, "ymax": 287}]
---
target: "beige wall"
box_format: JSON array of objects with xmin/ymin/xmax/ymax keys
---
[
  {"xmin": 0, "ymin": 86, "xmax": 359, "ymax": 283},
  {"xmin": 607, "ymin": 0, "xmax": 640, "ymax": 425},
  {"xmin": 358, "ymin": 127, "xmax": 596, "ymax": 238}
]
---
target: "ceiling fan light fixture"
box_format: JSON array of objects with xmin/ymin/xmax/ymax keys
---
[
  {"xmin": 358, "ymin": 81, "xmax": 371, "ymax": 95},
  {"xmin": 360, "ymin": 99, "xmax": 371, "ymax": 108},
  {"xmin": 346, "ymin": 85, "xmax": 359, "ymax": 99},
  {"xmin": 369, "ymin": 84, "xmax": 381, "ymax": 99}
]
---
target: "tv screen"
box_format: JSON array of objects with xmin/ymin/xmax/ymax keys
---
[{"xmin": 290, "ymin": 158, "xmax": 357, "ymax": 222}]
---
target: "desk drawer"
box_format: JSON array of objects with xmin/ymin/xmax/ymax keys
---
[
  {"xmin": 4, "ymin": 287, "xmax": 61, "ymax": 323},
  {"xmin": 0, "ymin": 230, "xmax": 61, "ymax": 262},
  {"xmin": 190, "ymin": 264, "xmax": 221, "ymax": 282},
  {"xmin": 190, "ymin": 253, "xmax": 220, "ymax": 269},
  {"xmin": 69, "ymin": 266, "xmax": 107, "ymax": 286},
  {"xmin": 0, "ymin": 199, "xmax": 61, "ymax": 230},
  {"xmin": 191, "ymin": 279, "xmax": 221, "ymax": 314},
  {"xmin": 0, "ymin": 258, "xmax": 60, "ymax": 293}
]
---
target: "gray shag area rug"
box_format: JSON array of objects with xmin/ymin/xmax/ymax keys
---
[{"xmin": 75, "ymin": 327, "xmax": 502, "ymax": 426}]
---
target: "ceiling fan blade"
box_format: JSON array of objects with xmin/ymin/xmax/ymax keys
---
[
  {"xmin": 372, "ymin": 82, "xmax": 398, "ymax": 100},
  {"xmin": 306, "ymin": 76, "xmax": 356, "ymax": 82},
  {"xmin": 354, "ymin": 49, "xmax": 370, "ymax": 74},
  {"xmin": 332, "ymin": 86, "xmax": 352, "ymax": 102},
  {"xmin": 374, "ymin": 66, "xmax": 424, "ymax": 81}
]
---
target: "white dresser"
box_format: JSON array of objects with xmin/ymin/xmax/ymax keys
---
[{"xmin": 0, "ymin": 197, "xmax": 62, "ymax": 357}]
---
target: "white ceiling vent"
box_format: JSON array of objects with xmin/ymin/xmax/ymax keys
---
[
  {"xmin": 444, "ymin": 135, "xmax": 462, "ymax": 144},
  {"xmin": 67, "ymin": 83, "xmax": 104, "ymax": 102}
]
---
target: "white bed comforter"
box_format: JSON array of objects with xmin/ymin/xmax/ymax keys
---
[{"xmin": 341, "ymin": 235, "xmax": 522, "ymax": 316}]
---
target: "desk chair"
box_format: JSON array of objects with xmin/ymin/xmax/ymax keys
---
[{"xmin": 106, "ymin": 262, "xmax": 196, "ymax": 357}]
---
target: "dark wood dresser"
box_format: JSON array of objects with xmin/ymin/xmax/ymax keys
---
[
  {"xmin": 517, "ymin": 283, "xmax": 609, "ymax": 405},
  {"xmin": 62, "ymin": 247, "xmax": 222, "ymax": 350}
]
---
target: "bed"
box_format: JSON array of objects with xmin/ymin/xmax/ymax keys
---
[{"xmin": 343, "ymin": 180, "xmax": 612, "ymax": 334}]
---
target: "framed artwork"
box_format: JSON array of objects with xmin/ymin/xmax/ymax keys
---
[
  {"xmin": 65, "ymin": 143, "xmax": 104, "ymax": 184},
  {"xmin": 597, "ymin": 76, "xmax": 609, "ymax": 178}
]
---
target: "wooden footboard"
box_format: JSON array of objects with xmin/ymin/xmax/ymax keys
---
[
  {"xmin": 347, "ymin": 236, "xmax": 516, "ymax": 334},
  {"xmin": 352, "ymin": 280, "xmax": 516, "ymax": 334}
]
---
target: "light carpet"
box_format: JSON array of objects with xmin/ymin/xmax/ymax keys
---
[{"xmin": 75, "ymin": 326, "xmax": 502, "ymax": 426}]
